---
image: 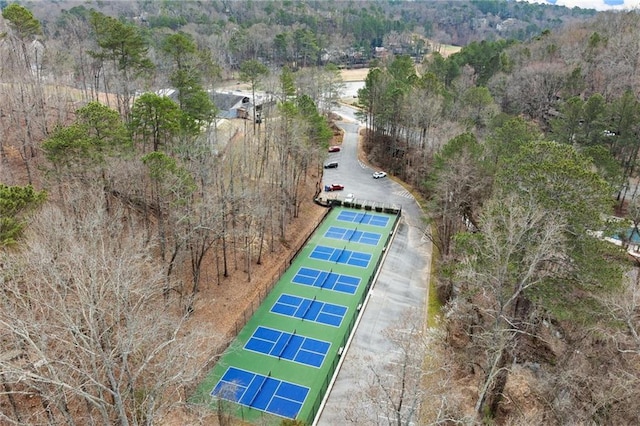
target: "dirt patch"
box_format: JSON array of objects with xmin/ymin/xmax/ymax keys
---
[
  {"xmin": 340, "ymin": 68, "xmax": 369, "ymax": 82},
  {"xmin": 432, "ymin": 43, "xmax": 462, "ymax": 57},
  {"xmin": 188, "ymin": 189, "xmax": 326, "ymax": 344},
  {"xmin": 218, "ymin": 68, "xmax": 369, "ymax": 91}
]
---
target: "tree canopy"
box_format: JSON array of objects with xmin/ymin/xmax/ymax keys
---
[{"xmin": 0, "ymin": 184, "xmax": 46, "ymax": 247}]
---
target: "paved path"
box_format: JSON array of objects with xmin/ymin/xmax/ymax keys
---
[{"xmin": 315, "ymin": 117, "xmax": 432, "ymax": 424}]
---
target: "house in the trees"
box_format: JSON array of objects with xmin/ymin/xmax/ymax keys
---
[
  {"xmin": 210, "ymin": 91, "xmax": 251, "ymax": 119},
  {"xmin": 161, "ymin": 88, "xmax": 271, "ymax": 121},
  {"xmin": 210, "ymin": 90, "xmax": 273, "ymax": 122}
]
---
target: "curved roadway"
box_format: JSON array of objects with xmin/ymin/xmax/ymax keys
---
[{"xmin": 315, "ymin": 107, "xmax": 433, "ymax": 424}]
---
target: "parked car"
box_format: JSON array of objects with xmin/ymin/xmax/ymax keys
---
[
  {"xmin": 328, "ymin": 146, "xmax": 341, "ymax": 153},
  {"xmin": 324, "ymin": 161, "xmax": 339, "ymax": 169},
  {"xmin": 372, "ymin": 171, "xmax": 387, "ymax": 179},
  {"xmin": 324, "ymin": 183, "xmax": 345, "ymax": 191}
]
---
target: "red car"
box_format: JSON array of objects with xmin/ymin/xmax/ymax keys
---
[
  {"xmin": 325, "ymin": 183, "xmax": 344, "ymax": 191},
  {"xmin": 328, "ymin": 146, "xmax": 341, "ymax": 153}
]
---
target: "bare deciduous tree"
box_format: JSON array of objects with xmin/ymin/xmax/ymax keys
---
[
  {"xmin": 451, "ymin": 194, "xmax": 566, "ymax": 421},
  {"xmin": 0, "ymin": 192, "xmax": 216, "ymax": 425},
  {"xmin": 503, "ymin": 62, "xmax": 565, "ymax": 124}
]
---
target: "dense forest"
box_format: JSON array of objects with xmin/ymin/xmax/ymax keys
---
[
  {"xmin": 2, "ymin": 0, "xmax": 640, "ymax": 425},
  {"xmin": 357, "ymin": 9, "xmax": 640, "ymax": 426}
]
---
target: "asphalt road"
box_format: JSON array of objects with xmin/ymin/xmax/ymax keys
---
[{"xmin": 315, "ymin": 111, "xmax": 432, "ymax": 424}]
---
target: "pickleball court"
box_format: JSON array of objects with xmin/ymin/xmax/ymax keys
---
[
  {"xmin": 271, "ymin": 294, "xmax": 348, "ymax": 327},
  {"xmin": 292, "ymin": 267, "xmax": 361, "ymax": 294},
  {"xmin": 212, "ymin": 366, "xmax": 309, "ymax": 419},
  {"xmin": 309, "ymin": 245, "xmax": 372, "ymax": 267},
  {"xmin": 324, "ymin": 226, "xmax": 382, "ymax": 245}
]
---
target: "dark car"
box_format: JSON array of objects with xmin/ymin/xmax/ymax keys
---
[
  {"xmin": 324, "ymin": 161, "xmax": 339, "ymax": 169},
  {"xmin": 328, "ymin": 146, "xmax": 341, "ymax": 153}
]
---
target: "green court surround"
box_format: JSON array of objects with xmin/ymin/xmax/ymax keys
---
[{"xmin": 193, "ymin": 206, "xmax": 400, "ymax": 425}]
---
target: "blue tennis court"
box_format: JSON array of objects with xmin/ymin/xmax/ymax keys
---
[
  {"xmin": 337, "ymin": 210, "xmax": 390, "ymax": 227},
  {"xmin": 271, "ymin": 294, "xmax": 347, "ymax": 327},
  {"xmin": 244, "ymin": 326, "xmax": 330, "ymax": 368},
  {"xmin": 324, "ymin": 226, "xmax": 382, "ymax": 246},
  {"xmin": 292, "ymin": 267, "xmax": 361, "ymax": 294},
  {"xmin": 309, "ymin": 245, "xmax": 372, "ymax": 267},
  {"xmin": 212, "ymin": 366, "xmax": 309, "ymax": 419}
]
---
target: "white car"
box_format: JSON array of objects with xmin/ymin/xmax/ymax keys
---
[{"xmin": 372, "ymin": 171, "xmax": 387, "ymax": 179}]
